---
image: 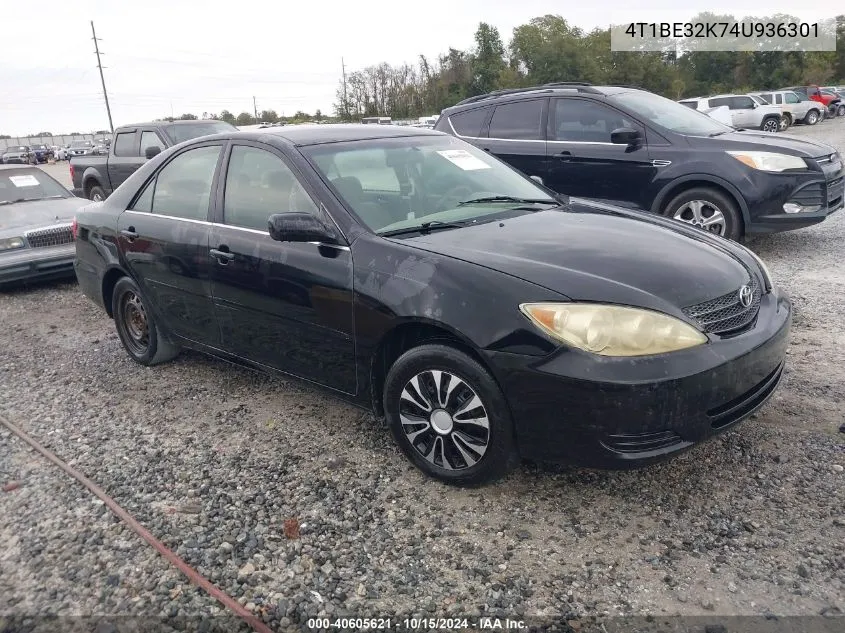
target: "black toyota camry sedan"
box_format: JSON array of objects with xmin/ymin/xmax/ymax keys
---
[{"xmin": 73, "ymin": 125, "xmax": 791, "ymax": 485}]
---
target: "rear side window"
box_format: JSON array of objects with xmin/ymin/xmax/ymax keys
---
[
  {"xmin": 489, "ymin": 100, "xmax": 544, "ymax": 140},
  {"xmin": 708, "ymin": 97, "xmax": 731, "ymax": 109},
  {"xmin": 113, "ymin": 132, "xmax": 137, "ymax": 157},
  {"xmin": 448, "ymin": 107, "xmax": 490, "ymax": 137},
  {"xmin": 730, "ymin": 96, "xmax": 754, "ymax": 110},
  {"xmin": 147, "ymin": 146, "xmax": 221, "ymax": 220}
]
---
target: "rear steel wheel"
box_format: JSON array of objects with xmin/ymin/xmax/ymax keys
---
[
  {"xmin": 121, "ymin": 290, "xmax": 149, "ymax": 357},
  {"xmin": 112, "ymin": 276, "xmax": 179, "ymax": 366}
]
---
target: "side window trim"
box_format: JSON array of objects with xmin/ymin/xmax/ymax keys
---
[
  {"xmin": 486, "ymin": 98, "xmax": 548, "ymax": 142},
  {"xmin": 547, "ymin": 97, "xmax": 645, "ymax": 146}
]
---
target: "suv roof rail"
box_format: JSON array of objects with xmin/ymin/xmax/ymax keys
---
[{"xmin": 454, "ymin": 82, "xmax": 603, "ymax": 106}]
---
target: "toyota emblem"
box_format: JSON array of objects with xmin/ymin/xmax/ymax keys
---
[{"xmin": 738, "ymin": 285, "xmax": 753, "ymax": 308}]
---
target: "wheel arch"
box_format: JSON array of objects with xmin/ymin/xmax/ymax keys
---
[
  {"xmin": 651, "ymin": 176, "xmax": 749, "ymax": 231},
  {"xmin": 368, "ymin": 319, "xmax": 501, "ymax": 419},
  {"xmin": 101, "ymin": 265, "xmax": 129, "ymax": 318}
]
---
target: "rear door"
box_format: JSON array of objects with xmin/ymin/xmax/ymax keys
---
[
  {"xmin": 108, "ymin": 129, "xmax": 146, "ymax": 190},
  {"xmin": 729, "ymin": 96, "xmax": 757, "ymax": 128},
  {"xmin": 116, "ymin": 142, "xmax": 224, "ymax": 345},
  {"xmin": 208, "ymin": 142, "xmax": 356, "ymax": 393},
  {"xmin": 544, "ymin": 97, "xmax": 653, "ymax": 205},
  {"xmin": 478, "ymin": 98, "xmax": 547, "ymax": 181}
]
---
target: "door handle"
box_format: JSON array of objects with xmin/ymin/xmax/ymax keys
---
[
  {"xmin": 209, "ymin": 248, "xmax": 235, "ymax": 263},
  {"xmin": 120, "ymin": 227, "xmax": 138, "ymax": 240},
  {"xmin": 554, "ymin": 151, "xmax": 572, "ymax": 161}
]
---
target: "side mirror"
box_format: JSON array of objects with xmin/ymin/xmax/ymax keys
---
[
  {"xmin": 268, "ymin": 212, "xmax": 336, "ymax": 244},
  {"xmin": 610, "ymin": 127, "xmax": 642, "ymax": 146},
  {"xmin": 752, "ymin": 102, "xmax": 758, "ymax": 109},
  {"xmin": 145, "ymin": 146, "xmax": 162, "ymax": 160},
  {"xmin": 529, "ymin": 175, "xmax": 544, "ymax": 186}
]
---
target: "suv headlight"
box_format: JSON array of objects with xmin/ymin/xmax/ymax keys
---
[
  {"xmin": 519, "ymin": 303, "xmax": 707, "ymax": 357},
  {"xmin": 726, "ymin": 151, "xmax": 807, "ymax": 172},
  {"xmin": 0, "ymin": 236, "xmax": 26, "ymax": 251}
]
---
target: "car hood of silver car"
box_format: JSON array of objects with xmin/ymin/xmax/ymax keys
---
[{"xmin": 0, "ymin": 197, "xmax": 90, "ymax": 236}]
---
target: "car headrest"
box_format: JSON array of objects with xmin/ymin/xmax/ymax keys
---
[{"xmin": 331, "ymin": 176, "xmax": 364, "ymax": 202}]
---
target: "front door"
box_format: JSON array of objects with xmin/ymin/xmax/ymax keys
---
[
  {"xmin": 728, "ymin": 96, "xmax": 757, "ymax": 128},
  {"xmin": 544, "ymin": 97, "xmax": 654, "ymax": 207},
  {"xmin": 116, "ymin": 143, "xmax": 224, "ymax": 345},
  {"xmin": 208, "ymin": 143, "xmax": 356, "ymax": 394}
]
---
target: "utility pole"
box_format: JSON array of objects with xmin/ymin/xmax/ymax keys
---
[
  {"xmin": 91, "ymin": 21, "xmax": 114, "ymax": 133},
  {"xmin": 253, "ymin": 96, "xmax": 258, "ymax": 121},
  {"xmin": 341, "ymin": 57, "xmax": 349, "ymax": 120}
]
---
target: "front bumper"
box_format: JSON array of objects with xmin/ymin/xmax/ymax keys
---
[
  {"xmin": 487, "ymin": 291, "xmax": 792, "ymax": 468},
  {"xmin": 0, "ymin": 243, "xmax": 77, "ymax": 286}
]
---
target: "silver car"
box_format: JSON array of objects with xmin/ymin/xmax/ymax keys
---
[{"xmin": 0, "ymin": 166, "xmax": 90, "ymax": 287}]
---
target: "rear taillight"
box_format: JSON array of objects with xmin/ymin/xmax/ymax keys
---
[
  {"xmin": 69, "ymin": 162, "xmax": 74, "ymax": 182},
  {"xmin": 71, "ymin": 217, "xmax": 78, "ymax": 240}
]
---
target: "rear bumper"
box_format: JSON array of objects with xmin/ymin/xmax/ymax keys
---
[
  {"xmin": 0, "ymin": 244, "xmax": 76, "ymax": 286},
  {"xmin": 486, "ymin": 291, "xmax": 792, "ymax": 468}
]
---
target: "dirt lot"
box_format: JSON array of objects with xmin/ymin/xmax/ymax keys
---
[{"xmin": 1, "ymin": 125, "xmax": 843, "ymax": 630}]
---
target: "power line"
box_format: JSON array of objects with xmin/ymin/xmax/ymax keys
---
[
  {"xmin": 253, "ymin": 96, "xmax": 258, "ymax": 120},
  {"xmin": 91, "ymin": 21, "xmax": 114, "ymax": 134},
  {"xmin": 342, "ymin": 57, "xmax": 348, "ymax": 119}
]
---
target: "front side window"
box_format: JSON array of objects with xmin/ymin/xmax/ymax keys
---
[
  {"xmin": 551, "ymin": 99, "xmax": 642, "ymax": 143},
  {"xmin": 113, "ymin": 132, "xmax": 137, "ymax": 157},
  {"xmin": 488, "ymin": 100, "xmax": 544, "ymax": 140},
  {"xmin": 785, "ymin": 93, "xmax": 799, "ymax": 104},
  {"xmin": 731, "ymin": 96, "xmax": 754, "ymax": 110},
  {"xmin": 140, "ymin": 131, "xmax": 164, "ymax": 156},
  {"xmin": 144, "ymin": 145, "xmax": 221, "ymax": 220},
  {"xmin": 305, "ymin": 135, "xmax": 557, "ymax": 234},
  {"xmin": 223, "ymin": 146, "xmax": 317, "ymax": 231}
]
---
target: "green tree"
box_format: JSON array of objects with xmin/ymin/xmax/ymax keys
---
[
  {"xmin": 179, "ymin": 113, "xmax": 198, "ymax": 120},
  {"xmin": 260, "ymin": 109, "xmax": 279, "ymax": 123},
  {"xmin": 219, "ymin": 110, "xmax": 236, "ymax": 124},
  {"xmin": 235, "ymin": 112, "xmax": 255, "ymax": 126},
  {"xmin": 470, "ymin": 22, "xmax": 506, "ymax": 95}
]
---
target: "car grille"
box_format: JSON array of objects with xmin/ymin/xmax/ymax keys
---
[
  {"xmin": 682, "ymin": 275, "xmax": 761, "ymax": 336},
  {"xmin": 25, "ymin": 225, "xmax": 74, "ymax": 248}
]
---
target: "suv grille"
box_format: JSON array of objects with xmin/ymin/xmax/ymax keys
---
[
  {"xmin": 682, "ymin": 276, "xmax": 761, "ymax": 336},
  {"xmin": 25, "ymin": 225, "xmax": 74, "ymax": 248}
]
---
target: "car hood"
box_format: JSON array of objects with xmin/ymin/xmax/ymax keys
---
[
  {"xmin": 710, "ymin": 130, "xmax": 836, "ymax": 157},
  {"xmin": 0, "ymin": 197, "xmax": 89, "ymax": 235},
  {"xmin": 396, "ymin": 201, "xmax": 752, "ymax": 315}
]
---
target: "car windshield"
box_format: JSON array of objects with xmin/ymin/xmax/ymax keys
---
[
  {"xmin": 6, "ymin": 147, "xmax": 29, "ymax": 153},
  {"xmin": 303, "ymin": 135, "xmax": 559, "ymax": 235},
  {"xmin": 0, "ymin": 168, "xmax": 69, "ymax": 204},
  {"xmin": 163, "ymin": 121, "xmax": 236, "ymax": 144},
  {"xmin": 610, "ymin": 90, "xmax": 733, "ymax": 136}
]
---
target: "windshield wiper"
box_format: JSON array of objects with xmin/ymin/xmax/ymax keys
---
[
  {"xmin": 458, "ymin": 195, "xmax": 558, "ymax": 206},
  {"xmin": 378, "ymin": 219, "xmax": 469, "ymax": 237},
  {"xmin": 1, "ymin": 196, "xmax": 60, "ymax": 204}
]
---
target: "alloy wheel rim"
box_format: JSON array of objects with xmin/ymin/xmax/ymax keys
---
[
  {"xmin": 763, "ymin": 119, "xmax": 779, "ymax": 132},
  {"xmin": 399, "ymin": 370, "xmax": 490, "ymax": 471},
  {"xmin": 779, "ymin": 118, "xmax": 788, "ymax": 131},
  {"xmin": 673, "ymin": 200, "xmax": 726, "ymax": 236},
  {"xmin": 93, "ymin": 192, "xmax": 104, "ymax": 201},
  {"xmin": 122, "ymin": 291, "xmax": 149, "ymax": 354}
]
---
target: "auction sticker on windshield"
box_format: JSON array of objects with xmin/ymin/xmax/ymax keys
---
[
  {"xmin": 9, "ymin": 175, "xmax": 39, "ymax": 187},
  {"xmin": 437, "ymin": 149, "xmax": 491, "ymax": 171}
]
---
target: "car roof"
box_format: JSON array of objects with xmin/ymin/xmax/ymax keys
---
[
  {"xmin": 230, "ymin": 123, "xmax": 446, "ymax": 146},
  {"xmin": 442, "ymin": 83, "xmax": 643, "ymax": 111}
]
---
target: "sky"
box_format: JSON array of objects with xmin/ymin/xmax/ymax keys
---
[{"xmin": 1, "ymin": 1, "xmax": 836, "ymax": 136}]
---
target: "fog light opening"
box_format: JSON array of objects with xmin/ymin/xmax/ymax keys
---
[{"xmin": 783, "ymin": 202, "xmax": 821, "ymax": 214}]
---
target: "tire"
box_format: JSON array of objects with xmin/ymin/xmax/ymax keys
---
[
  {"xmin": 662, "ymin": 186, "xmax": 742, "ymax": 241},
  {"xmin": 383, "ymin": 343, "xmax": 518, "ymax": 486},
  {"xmin": 88, "ymin": 185, "xmax": 106, "ymax": 202},
  {"xmin": 837, "ymin": 105, "xmax": 845, "ymax": 117},
  {"xmin": 111, "ymin": 276, "xmax": 179, "ymax": 366},
  {"xmin": 779, "ymin": 114, "xmax": 791, "ymax": 131},
  {"xmin": 805, "ymin": 110, "xmax": 819, "ymax": 125},
  {"xmin": 760, "ymin": 117, "xmax": 780, "ymax": 133}
]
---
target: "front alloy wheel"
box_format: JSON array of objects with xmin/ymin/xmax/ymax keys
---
[
  {"xmin": 384, "ymin": 344, "xmax": 517, "ymax": 485},
  {"xmin": 672, "ymin": 200, "xmax": 727, "ymax": 235},
  {"xmin": 761, "ymin": 118, "xmax": 780, "ymax": 133}
]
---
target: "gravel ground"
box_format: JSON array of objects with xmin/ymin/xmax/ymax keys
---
[{"xmin": 1, "ymin": 124, "xmax": 844, "ymax": 630}]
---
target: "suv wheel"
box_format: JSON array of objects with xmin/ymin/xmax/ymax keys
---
[
  {"xmin": 88, "ymin": 185, "xmax": 106, "ymax": 202},
  {"xmin": 663, "ymin": 187, "xmax": 742, "ymax": 241},
  {"xmin": 779, "ymin": 114, "xmax": 791, "ymax": 131},
  {"xmin": 760, "ymin": 117, "xmax": 780, "ymax": 133},
  {"xmin": 383, "ymin": 343, "xmax": 518, "ymax": 486},
  {"xmin": 805, "ymin": 110, "xmax": 820, "ymax": 125},
  {"xmin": 837, "ymin": 104, "xmax": 845, "ymax": 117}
]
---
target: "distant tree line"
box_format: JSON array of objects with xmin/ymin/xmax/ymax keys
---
[
  {"xmin": 332, "ymin": 12, "xmax": 845, "ymax": 119},
  {"xmin": 154, "ymin": 109, "xmax": 328, "ymax": 126}
]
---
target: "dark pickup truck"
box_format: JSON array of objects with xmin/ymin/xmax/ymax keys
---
[{"xmin": 70, "ymin": 120, "xmax": 236, "ymax": 200}]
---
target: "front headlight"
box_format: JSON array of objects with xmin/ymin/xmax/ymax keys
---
[
  {"xmin": 726, "ymin": 151, "xmax": 807, "ymax": 172},
  {"xmin": 519, "ymin": 303, "xmax": 707, "ymax": 357},
  {"xmin": 0, "ymin": 236, "xmax": 26, "ymax": 252}
]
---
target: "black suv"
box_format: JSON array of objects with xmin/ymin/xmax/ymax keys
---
[{"xmin": 435, "ymin": 82, "xmax": 844, "ymax": 240}]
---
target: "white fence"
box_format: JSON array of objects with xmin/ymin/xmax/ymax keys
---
[{"xmin": 1, "ymin": 134, "xmax": 98, "ymax": 151}]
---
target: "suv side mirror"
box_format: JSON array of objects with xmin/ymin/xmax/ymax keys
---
[
  {"xmin": 145, "ymin": 146, "xmax": 162, "ymax": 160},
  {"xmin": 610, "ymin": 127, "xmax": 642, "ymax": 146},
  {"xmin": 268, "ymin": 212, "xmax": 337, "ymax": 244}
]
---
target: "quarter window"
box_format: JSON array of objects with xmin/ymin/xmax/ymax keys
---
[
  {"xmin": 489, "ymin": 100, "xmax": 544, "ymax": 140},
  {"xmin": 448, "ymin": 107, "xmax": 491, "ymax": 137},
  {"xmin": 146, "ymin": 145, "xmax": 221, "ymax": 220},
  {"xmin": 551, "ymin": 99, "xmax": 642, "ymax": 143},
  {"xmin": 113, "ymin": 132, "xmax": 137, "ymax": 157},
  {"xmin": 223, "ymin": 146, "xmax": 317, "ymax": 231}
]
